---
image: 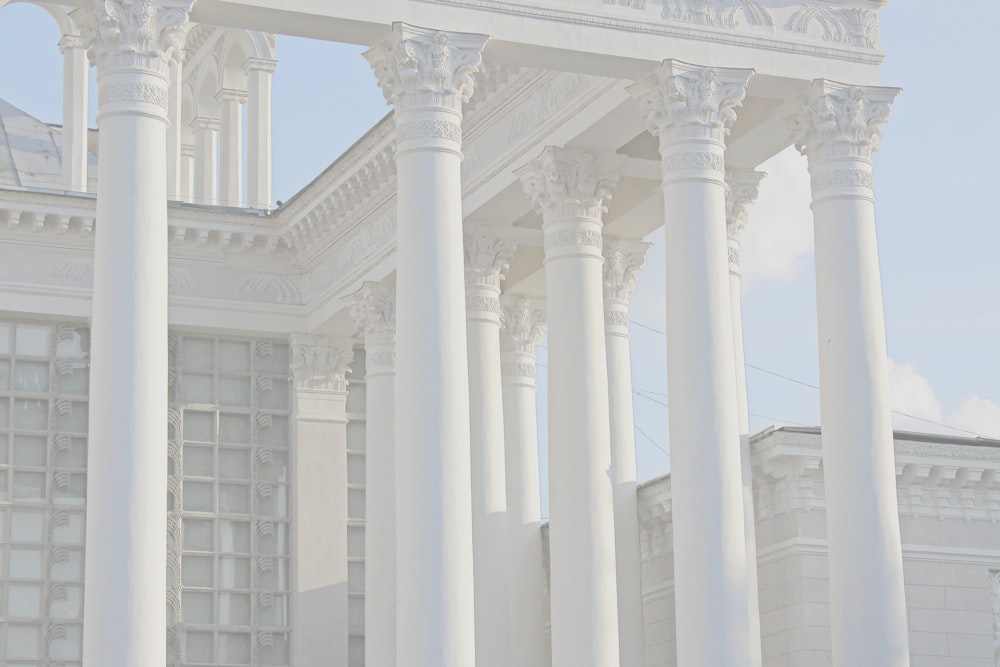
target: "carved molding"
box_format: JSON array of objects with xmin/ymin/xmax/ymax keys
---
[
  {"xmin": 662, "ymin": 0, "xmax": 773, "ymax": 29},
  {"xmin": 364, "ymin": 23, "xmax": 489, "ymax": 112},
  {"xmin": 78, "ymin": 0, "xmax": 193, "ymax": 70},
  {"xmin": 349, "ymin": 281, "xmax": 396, "ymax": 347},
  {"xmin": 810, "ymin": 167, "xmax": 873, "ymax": 192},
  {"xmin": 543, "ymin": 227, "xmax": 603, "ymax": 254},
  {"xmin": 517, "ymin": 147, "xmax": 619, "ymax": 220},
  {"xmin": 788, "ymin": 81, "xmax": 899, "ymax": 163},
  {"xmin": 628, "ymin": 61, "xmax": 753, "ymax": 144},
  {"xmin": 787, "ymin": 6, "xmax": 879, "ymax": 50},
  {"xmin": 500, "ymin": 296, "xmax": 546, "ymax": 356},
  {"xmin": 464, "ymin": 226, "xmax": 517, "ymax": 289},
  {"xmin": 603, "ymin": 239, "xmax": 652, "ymax": 302},
  {"xmin": 396, "ymin": 119, "xmax": 463, "ymax": 143},
  {"xmin": 289, "ymin": 335, "xmax": 354, "ymax": 393},
  {"xmin": 725, "ymin": 169, "xmax": 765, "ymax": 237},
  {"xmin": 98, "ymin": 80, "xmax": 169, "ymax": 109}
]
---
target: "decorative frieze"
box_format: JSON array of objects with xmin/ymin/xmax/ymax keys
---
[
  {"xmin": 289, "ymin": 335, "xmax": 354, "ymax": 393},
  {"xmin": 787, "ymin": 81, "xmax": 899, "ymax": 163},
  {"xmin": 517, "ymin": 147, "xmax": 619, "ymax": 222}
]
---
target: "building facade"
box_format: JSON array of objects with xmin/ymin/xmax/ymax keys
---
[{"xmin": 0, "ymin": 1, "xmax": 997, "ymax": 667}]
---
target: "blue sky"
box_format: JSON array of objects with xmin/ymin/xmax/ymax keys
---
[{"xmin": 1, "ymin": 1, "xmax": 997, "ymax": 492}]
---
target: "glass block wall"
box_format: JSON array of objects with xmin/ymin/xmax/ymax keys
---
[
  {"xmin": 0, "ymin": 321, "xmax": 89, "ymax": 666},
  {"xmin": 167, "ymin": 335, "xmax": 293, "ymax": 667},
  {"xmin": 346, "ymin": 349, "xmax": 367, "ymax": 667}
]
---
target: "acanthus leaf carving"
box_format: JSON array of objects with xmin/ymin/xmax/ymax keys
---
[
  {"xmin": 78, "ymin": 0, "xmax": 194, "ymax": 68},
  {"xmin": 787, "ymin": 82, "xmax": 899, "ymax": 163},
  {"xmin": 464, "ymin": 225, "xmax": 517, "ymax": 289},
  {"xmin": 516, "ymin": 147, "xmax": 620, "ymax": 220},
  {"xmin": 660, "ymin": 0, "xmax": 773, "ymax": 29},
  {"xmin": 349, "ymin": 281, "xmax": 396, "ymax": 347},
  {"xmin": 787, "ymin": 6, "xmax": 880, "ymax": 50},
  {"xmin": 289, "ymin": 335, "xmax": 354, "ymax": 393},
  {"xmin": 725, "ymin": 169, "xmax": 765, "ymax": 237},
  {"xmin": 603, "ymin": 239, "xmax": 652, "ymax": 302},
  {"xmin": 500, "ymin": 296, "xmax": 546, "ymax": 356}
]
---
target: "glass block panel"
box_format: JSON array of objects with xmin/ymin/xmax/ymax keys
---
[
  {"xmin": 348, "ymin": 350, "xmax": 366, "ymax": 379},
  {"xmin": 348, "ymin": 561, "xmax": 365, "ymax": 593},
  {"xmin": 53, "ymin": 472, "xmax": 86, "ymax": 503},
  {"xmin": 347, "ymin": 526, "xmax": 365, "ymax": 558},
  {"xmin": 14, "ymin": 398, "xmax": 49, "ymax": 430},
  {"xmin": 257, "ymin": 450, "xmax": 288, "ymax": 483},
  {"xmin": 256, "ymin": 343, "xmax": 289, "ymax": 374},
  {"xmin": 49, "ymin": 584, "xmax": 83, "ymax": 619},
  {"xmin": 10, "ymin": 509, "xmax": 45, "ymax": 541},
  {"xmin": 183, "ymin": 411, "xmax": 215, "ymax": 443},
  {"xmin": 182, "ymin": 555, "xmax": 214, "ymax": 587},
  {"xmin": 220, "ymin": 414, "xmax": 251, "ymax": 443},
  {"xmin": 347, "ymin": 454, "xmax": 365, "ymax": 485},
  {"xmin": 257, "ymin": 383, "xmax": 289, "ymax": 410},
  {"xmin": 218, "ymin": 632, "xmax": 252, "ymax": 665},
  {"xmin": 12, "ymin": 435, "xmax": 47, "ymax": 467},
  {"xmin": 219, "ymin": 484, "xmax": 250, "ymax": 514},
  {"xmin": 55, "ymin": 329, "xmax": 87, "ymax": 359},
  {"xmin": 220, "ymin": 377, "xmax": 252, "ymax": 407},
  {"xmin": 0, "ymin": 432, "xmax": 8, "ymax": 463},
  {"xmin": 257, "ymin": 415, "xmax": 288, "ymax": 447},
  {"xmin": 348, "ymin": 489, "xmax": 365, "ymax": 520},
  {"xmin": 55, "ymin": 366, "xmax": 89, "ymax": 394},
  {"xmin": 256, "ymin": 594, "xmax": 289, "ymax": 626},
  {"xmin": 345, "ymin": 383, "xmax": 366, "ymax": 413},
  {"xmin": 182, "ymin": 590, "xmax": 214, "ymax": 624},
  {"xmin": 183, "ymin": 481, "xmax": 214, "ymax": 512},
  {"xmin": 62, "ymin": 437, "xmax": 87, "ymax": 468},
  {"xmin": 218, "ymin": 556, "xmax": 250, "ymax": 589},
  {"xmin": 185, "ymin": 630, "xmax": 214, "ymax": 662},
  {"xmin": 257, "ymin": 523, "xmax": 289, "ymax": 556},
  {"xmin": 15, "ymin": 324, "xmax": 50, "ymax": 356},
  {"xmin": 0, "ymin": 358, "xmax": 10, "ymax": 388},
  {"xmin": 0, "ymin": 397, "xmax": 8, "ymax": 429},
  {"xmin": 50, "ymin": 511, "xmax": 85, "ymax": 544},
  {"xmin": 218, "ymin": 592, "xmax": 251, "ymax": 625},
  {"xmin": 184, "ymin": 445, "xmax": 214, "ymax": 477},
  {"xmin": 348, "ymin": 635, "xmax": 365, "ymax": 667},
  {"xmin": 219, "ymin": 520, "xmax": 251, "ymax": 553},
  {"xmin": 0, "ymin": 322, "xmax": 10, "ymax": 353},
  {"xmin": 12, "ymin": 471, "xmax": 45, "ymax": 500},
  {"xmin": 8, "ymin": 583, "xmax": 42, "ymax": 617},
  {"xmin": 348, "ymin": 596, "xmax": 364, "ymax": 633},
  {"xmin": 0, "ymin": 471, "xmax": 7, "ymax": 500},
  {"xmin": 219, "ymin": 341, "xmax": 252, "ymax": 373},
  {"xmin": 257, "ymin": 632, "xmax": 290, "ymax": 666},
  {"xmin": 55, "ymin": 400, "xmax": 88, "ymax": 432},
  {"xmin": 6, "ymin": 624, "xmax": 41, "ymax": 658},
  {"xmin": 48, "ymin": 623, "xmax": 83, "ymax": 659},
  {"xmin": 50, "ymin": 549, "xmax": 84, "ymax": 581},
  {"xmin": 9, "ymin": 547, "xmax": 43, "ymax": 578},
  {"xmin": 183, "ymin": 373, "xmax": 215, "ymax": 404},
  {"xmin": 220, "ymin": 448, "xmax": 250, "ymax": 480},
  {"xmin": 14, "ymin": 360, "xmax": 49, "ymax": 391},
  {"xmin": 182, "ymin": 338, "xmax": 214, "ymax": 371},
  {"xmin": 257, "ymin": 558, "xmax": 289, "ymax": 592},
  {"xmin": 347, "ymin": 420, "xmax": 366, "ymax": 451},
  {"xmin": 183, "ymin": 519, "xmax": 214, "ymax": 551}
]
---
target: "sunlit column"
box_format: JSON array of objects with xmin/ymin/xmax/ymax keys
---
[
  {"xmin": 76, "ymin": 3, "xmax": 193, "ymax": 665},
  {"xmin": 724, "ymin": 167, "xmax": 766, "ymax": 667},
  {"xmin": 244, "ymin": 57, "xmax": 276, "ymax": 210},
  {"xmin": 789, "ymin": 80, "xmax": 908, "ymax": 667},
  {"xmin": 629, "ymin": 60, "xmax": 754, "ymax": 667},
  {"xmin": 499, "ymin": 296, "xmax": 548, "ymax": 667},
  {"xmin": 365, "ymin": 24, "xmax": 488, "ymax": 667},
  {"xmin": 289, "ymin": 335, "xmax": 354, "ymax": 667},
  {"xmin": 191, "ymin": 115, "xmax": 219, "ymax": 205},
  {"xmin": 217, "ymin": 88, "xmax": 246, "ymax": 207},
  {"xmin": 59, "ymin": 33, "xmax": 89, "ymax": 192},
  {"xmin": 517, "ymin": 147, "xmax": 621, "ymax": 667},
  {"xmin": 349, "ymin": 282, "xmax": 397, "ymax": 667},
  {"xmin": 602, "ymin": 239, "xmax": 651, "ymax": 667},
  {"xmin": 465, "ymin": 226, "xmax": 517, "ymax": 667}
]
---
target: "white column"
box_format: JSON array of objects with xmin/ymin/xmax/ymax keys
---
[
  {"xmin": 289, "ymin": 336, "xmax": 354, "ymax": 667},
  {"xmin": 788, "ymin": 81, "xmax": 908, "ymax": 667},
  {"xmin": 217, "ymin": 88, "xmax": 246, "ymax": 207},
  {"xmin": 59, "ymin": 34, "xmax": 89, "ymax": 192},
  {"xmin": 349, "ymin": 282, "xmax": 397, "ymax": 667},
  {"xmin": 499, "ymin": 296, "xmax": 548, "ymax": 667},
  {"xmin": 364, "ymin": 24, "xmax": 488, "ymax": 667},
  {"xmin": 191, "ymin": 115, "xmax": 219, "ymax": 205},
  {"xmin": 628, "ymin": 61, "xmax": 754, "ymax": 667},
  {"xmin": 517, "ymin": 147, "xmax": 621, "ymax": 667},
  {"xmin": 244, "ymin": 58, "xmax": 276, "ymax": 210},
  {"xmin": 76, "ymin": 3, "xmax": 192, "ymax": 666},
  {"xmin": 602, "ymin": 239, "xmax": 651, "ymax": 667},
  {"xmin": 724, "ymin": 168, "xmax": 766, "ymax": 667},
  {"xmin": 166, "ymin": 56, "xmax": 183, "ymax": 200},
  {"xmin": 465, "ymin": 226, "xmax": 517, "ymax": 667},
  {"xmin": 180, "ymin": 143, "xmax": 195, "ymax": 203}
]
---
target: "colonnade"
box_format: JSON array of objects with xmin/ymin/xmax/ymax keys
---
[{"xmin": 77, "ymin": 4, "xmax": 909, "ymax": 667}]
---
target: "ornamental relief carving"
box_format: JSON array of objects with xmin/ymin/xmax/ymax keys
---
[
  {"xmin": 464, "ymin": 226, "xmax": 517, "ymax": 288},
  {"xmin": 290, "ymin": 337, "xmax": 354, "ymax": 393},
  {"xmin": 98, "ymin": 81, "xmax": 169, "ymax": 109},
  {"xmin": 518, "ymin": 147, "xmax": 619, "ymax": 218},
  {"xmin": 662, "ymin": 151, "xmax": 724, "ymax": 173},
  {"xmin": 466, "ymin": 294, "xmax": 501, "ymax": 314},
  {"xmin": 349, "ymin": 282, "xmax": 396, "ymax": 343},
  {"xmin": 501, "ymin": 361, "xmax": 537, "ymax": 379},
  {"xmin": 544, "ymin": 228, "xmax": 603, "ymax": 253},
  {"xmin": 79, "ymin": 0, "xmax": 193, "ymax": 65},
  {"xmin": 395, "ymin": 119, "xmax": 463, "ymax": 143},
  {"xmin": 660, "ymin": 0, "xmax": 773, "ymax": 29},
  {"xmin": 605, "ymin": 309, "xmax": 630, "ymax": 328},
  {"xmin": 810, "ymin": 168, "xmax": 873, "ymax": 192},
  {"xmin": 603, "ymin": 240, "xmax": 651, "ymax": 301},
  {"xmin": 787, "ymin": 6, "xmax": 880, "ymax": 50},
  {"xmin": 788, "ymin": 84, "xmax": 898, "ymax": 162},
  {"xmin": 500, "ymin": 298, "xmax": 546, "ymax": 355},
  {"xmin": 233, "ymin": 274, "xmax": 302, "ymax": 305},
  {"xmin": 725, "ymin": 169, "xmax": 765, "ymax": 236}
]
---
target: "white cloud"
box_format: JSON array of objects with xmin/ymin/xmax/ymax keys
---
[
  {"xmin": 888, "ymin": 359, "xmax": 1000, "ymax": 439},
  {"xmin": 739, "ymin": 146, "xmax": 814, "ymax": 290}
]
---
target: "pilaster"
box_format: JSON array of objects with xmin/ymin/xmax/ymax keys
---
[
  {"xmin": 217, "ymin": 88, "xmax": 247, "ymax": 207},
  {"xmin": 349, "ymin": 281, "xmax": 397, "ymax": 667},
  {"xmin": 244, "ymin": 58, "xmax": 276, "ymax": 210},
  {"xmin": 518, "ymin": 146, "xmax": 621, "ymax": 667},
  {"xmin": 59, "ymin": 33, "xmax": 89, "ymax": 192},
  {"xmin": 289, "ymin": 334, "xmax": 354, "ymax": 667},
  {"xmin": 190, "ymin": 115, "xmax": 219, "ymax": 205}
]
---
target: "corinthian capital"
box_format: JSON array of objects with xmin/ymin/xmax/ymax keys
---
[
  {"xmin": 500, "ymin": 297, "xmax": 546, "ymax": 356},
  {"xmin": 516, "ymin": 147, "xmax": 620, "ymax": 221},
  {"xmin": 725, "ymin": 169, "xmax": 765, "ymax": 237},
  {"xmin": 603, "ymin": 240, "xmax": 652, "ymax": 303},
  {"xmin": 787, "ymin": 80, "xmax": 899, "ymax": 162},
  {"xmin": 289, "ymin": 335, "xmax": 354, "ymax": 393},
  {"xmin": 628, "ymin": 60, "xmax": 753, "ymax": 144},
  {"xmin": 364, "ymin": 23, "xmax": 489, "ymax": 112},
  {"xmin": 78, "ymin": 0, "xmax": 193, "ymax": 70},
  {"xmin": 464, "ymin": 226, "xmax": 517, "ymax": 289},
  {"xmin": 349, "ymin": 282, "xmax": 396, "ymax": 347}
]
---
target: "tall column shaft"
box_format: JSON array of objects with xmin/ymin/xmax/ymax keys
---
[
  {"xmin": 245, "ymin": 58, "xmax": 275, "ymax": 209},
  {"xmin": 629, "ymin": 61, "xmax": 753, "ymax": 667},
  {"xmin": 78, "ymin": 3, "xmax": 193, "ymax": 666},
  {"xmin": 350, "ymin": 283, "xmax": 397, "ymax": 667},
  {"xmin": 289, "ymin": 337, "xmax": 354, "ymax": 667},
  {"xmin": 790, "ymin": 81, "xmax": 908, "ymax": 667},
  {"xmin": 725, "ymin": 169, "xmax": 767, "ymax": 667},
  {"xmin": 191, "ymin": 116, "xmax": 218, "ymax": 205},
  {"xmin": 60, "ymin": 34, "xmax": 89, "ymax": 192},
  {"xmin": 603, "ymin": 240, "xmax": 651, "ymax": 667},
  {"xmin": 166, "ymin": 57, "xmax": 183, "ymax": 200},
  {"xmin": 500, "ymin": 297, "xmax": 548, "ymax": 667},
  {"xmin": 518, "ymin": 147, "xmax": 621, "ymax": 667},
  {"xmin": 465, "ymin": 228, "xmax": 516, "ymax": 667},
  {"xmin": 217, "ymin": 88, "xmax": 246, "ymax": 207},
  {"xmin": 365, "ymin": 24, "xmax": 488, "ymax": 667}
]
